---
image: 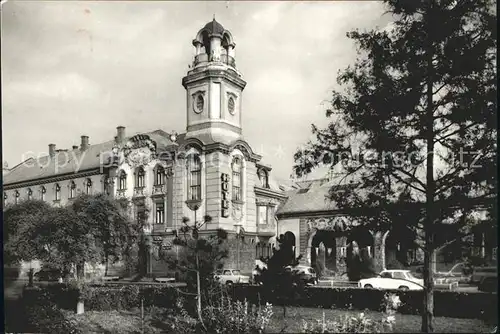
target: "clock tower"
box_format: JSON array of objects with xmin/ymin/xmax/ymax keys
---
[{"xmin": 182, "ymin": 19, "xmax": 246, "ymax": 143}]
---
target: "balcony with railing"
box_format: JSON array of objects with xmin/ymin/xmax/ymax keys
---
[
  {"xmin": 193, "ymin": 53, "xmax": 235, "ymax": 67},
  {"xmin": 116, "ymin": 189, "xmax": 127, "ymax": 199},
  {"xmin": 133, "ymin": 187, "xmax": 146, "ymax": 198},
  {"xmin": 152, "ymin": 184, "xmax": 167, "ymax": 196}
]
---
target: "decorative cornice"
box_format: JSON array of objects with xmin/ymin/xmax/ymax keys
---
[
  {"xmin": 3, "ymin": 168, "xmax": 102, "ymax": 190},
  {"xmin": 182, "ymin": 69, "xmax": 247, "ymax": 90},
  {"xmin": 254, "ymin": 186, "xmax": 287, "ymax": 200}
]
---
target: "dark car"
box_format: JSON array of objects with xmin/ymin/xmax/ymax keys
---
[
  {"xmin": 286, "ymin": 265, "xmax": 318, "ymax": 285},
  {"xmin": 34, "ymin": 268, "xmax": 62, "ymax": 282}
]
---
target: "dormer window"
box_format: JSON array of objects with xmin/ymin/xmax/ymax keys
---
[
  {"xmin": 232, "ymin": 157, "xmax": 243, "ymax": 201},
  {"xmin": 119, "ymin": 171, "xmax": 127, "ymax": 190},
  {"xmin": 55, "ymin": 184, "xmax": 61, "ymax": 201},
  {"xmin": 69, "ymin": 181, "xmax": 77, "ymax": 198},
  {"xmin": 155, "ymin": 165, "xmax": 165, "ymax": 185},
  {"xmin": 41, "ymin": 186, "xmax": 46, "ymax": 201},
  {"xmin": 27, "ymin": 188, "xmax": 33, "ymax": 200},
  {"xmin": 187, "ymin": 154, "xmax": 201, "ymax": 201},
  {"xmin": 258, "ymin": 169, "xmax": 269, "ymax": 188},
  {"xmin": 85, "ymin": 178, "xmax": 92, "ymax": 195},
  {"xmin": 135, "ymin": 167, "xmax": 145, "ymax": 188}
]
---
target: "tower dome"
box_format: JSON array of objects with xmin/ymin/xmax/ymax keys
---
[
  {"xmin": 191, "ymin": 18, "xmax": 236, "ymax": 68},
  {"xmin": 202, "ymin": 18, "xmax": 226, "ymax": 36}
]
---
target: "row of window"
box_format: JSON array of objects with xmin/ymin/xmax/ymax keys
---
[
  {"xmin": 116, "ymin": 156, "xmax": 246, "ymax": 203},
  {"xmin": 5, "ymin": 179, "xmax": 93, "ymax": 204},
  {"xmin": 117, "ymin": 165, "xmax": 168, "ymax": 191}
]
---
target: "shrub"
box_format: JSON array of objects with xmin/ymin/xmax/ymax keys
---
[
  {"xmin": 22, "ymin": 284, "xmax": 181, "ymax": 312},
  {"xmin": 302, "ymin": 312, "xmax": 394, "ymax": 333},
  {"xmin": 203, "ymin": 295, "xmax": 274, "ymax": 333},
  {"xmin": 302, "ymin": 292, "xmax": 402, "ymax": 333},
  {"xmin": 24, "ymin": 303, "xmax": 82, "ymax": 334},
  {"xmin": 231, "ymin": 285, "xmax": 497, "ymax": 321}
]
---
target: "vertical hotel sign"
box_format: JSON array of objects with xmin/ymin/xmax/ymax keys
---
[{"xmin": 221, "ymin": 173, "xmax": 230, "ymax": 217}]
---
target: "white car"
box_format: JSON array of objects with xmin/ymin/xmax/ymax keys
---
[
  {"xmin": 214, "ymin": 269, "xmax": 250, "ymax": 285},
  {"xmin": 358, "ymin": 270, "xmax": 424, "ymax": 290}
]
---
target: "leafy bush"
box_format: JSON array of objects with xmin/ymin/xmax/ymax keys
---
[
  {"xmin": 22, "ymin": 284, "xmax": 180, "ymax": 312},
  {"xmin": 231, "ymin": 285, "xmax": 497, "ymax": 320},
  {"xmin": 24, "ymin": 303, "xmax": 82, "ymax": 334},
  {"xmin": 203, "ymin": 295, "xmax": 274, "ymax": 333},
  {"xmin": 302, "ymin": 312, "xmax": 394, "ymax": 333},
  {"xmin": 302, "ymin": 292, "xmax": 402, "ymax": 333}
]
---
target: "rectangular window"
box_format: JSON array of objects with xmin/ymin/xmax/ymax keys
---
[
  {"xmin": 493, "ymin": 248, "xmax": 497, "ymax": 260},
  {"xmin": 257, "ymin": 206, "xmax": 268, "ymax": 225},
  {"xmin": 156, "ymin": 168, "xmax": 165, "ymax": 185},
  {"xmin": 232, "ymin": 170, "xmax": 241, "ymax": 201},
  {"xmin": 155, "ymin": 202, "xmax": 165, "ymax": 224},
  {"xmin": 189, "ymin": 170, "xmax": 201, "ymax": 201},
  {"xmin": 55, "ymin": 187, "xmax": 60, "ymax": 201}
]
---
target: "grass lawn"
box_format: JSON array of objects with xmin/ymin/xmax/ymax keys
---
[{"xmin": 63, "ymin": 306, "xmax": 497, "ymax": 333}]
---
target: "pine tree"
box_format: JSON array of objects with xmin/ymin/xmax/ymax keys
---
[
  {"xmin": 254, "ymin": 234, "xmax": 306, "ymax": 318},
  {"xmin": 293, "ymin": 1, "xmax": 496, "ymax": 332}
]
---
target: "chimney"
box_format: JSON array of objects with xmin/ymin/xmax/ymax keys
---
[
  {"xmin": 80, "ymin": 135, "xmax": 89, "ymax": 151},
  {"xmin": 72, "ymin": 145, "xmax": 79, "ymax": 150},
  {"xmin": 116, "ymin": 126, "xmax": 126, "ymax": 145},
  {"xmin": 48, "ymin": 144, "xmax": 56, "ymax": 158}
]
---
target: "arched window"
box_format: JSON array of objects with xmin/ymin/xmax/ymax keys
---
[
  {"xmin": 55, "ymin": 184, "xmax": 61, "ymax": 201},
  {"xmin": 258, "ymin": 169, "xmax": 268, "ymax": 188},
  {"xmin": 41, "ymin": 186, "xmax": 46, "ymax": 201},
  {"xmin": 119, "ymin": 171, "xmax": 127, "ymax": 190},
  {"xmin": 155, "ymin": 165, "xmax": 165, "ymax": 185},
  {"xmin": 232, "ymin": 157, "xmax": 243, "ymax": 201},
  {"xmin": 69, "ymin": 181, "xmax": 77, "ymax": 198},
  {"xmin": 135, "ymin": 167, "xmax": 145, "ymax": 188},
  {"xmin": 85, "ymin": 178, "xmax": 92, "ymax": 195},
  {"xmin": 15, "ymin": 191, "xmax": 20, "ymax": 204},
  {"xmin": 187, "ymin": 154, "xmax": 201, "ymax": 201},
  {"xmin": 4, "ymin": 192, "xmax": 7, "ymax": 201},
  {"xmin": 27, "ymin": 188, "xmax": 33, "ymax": 200}
]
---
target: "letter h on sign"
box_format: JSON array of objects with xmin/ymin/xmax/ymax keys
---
[{"xmin": 221, "ymin": 173, "xmax": 230, "ymax": 217}]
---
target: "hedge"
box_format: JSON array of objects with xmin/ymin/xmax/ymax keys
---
[
  {"xmin": 230, "ymin": 285, "xmax": 498, "ymax": 321},
  {"xmin": 21, "ymin": 284, "xmax": 497, "ymax": 321},
  {"xmin": 22, "ymin": 284, "xmax": 181, "ymax": 312}
]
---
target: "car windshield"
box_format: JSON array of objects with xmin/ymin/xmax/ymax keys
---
[
  {"xmin": 232, "ymin": 270, "xmax": 241, "ymax": 275},
  {"xmin": 405, "ymin": 272, "xmax": 418, "ymax": 280}
]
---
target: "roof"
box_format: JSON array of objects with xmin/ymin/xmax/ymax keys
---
[
  {"xmin": 3, "ymin": 129, "xmax": 177, "ymax": 186},
  {"xmin": 276, "ymin": 183, "xmax": 339, "ymax": 216},
  {"xmin": 203, "ymin": 18, "xmax": 226, "ymax": 36}
]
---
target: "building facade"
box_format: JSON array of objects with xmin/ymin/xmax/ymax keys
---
[{"xmin": 3, "ymin": 19, "xmax": 286, "ymax": 278}]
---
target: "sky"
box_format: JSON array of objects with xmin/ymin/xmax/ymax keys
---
[{"xmin": 2, "ymin": 0, "xmax": 393, "ymax": 182}]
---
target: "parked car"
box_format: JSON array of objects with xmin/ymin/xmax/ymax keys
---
[
  {"xmin": 471, "ymin": 266, "xmax": 497, "ymax": 284},
  {"xmin": 359, "ymin": 270, "xmax": 424, "ymax": 290},
  {"xmin": 34, "ymin": 268, "xmax": 62, "ymax": 282},
  {"xmin": 286, "ymin": 265, "xmax": 318, "ymax": 285},
  {"xmin": 214, "ymin": 269, "xmax": 250, "ymax": 285},
  {"xmin": 478, "ymin": 276, "xmax": 497, "ymax": 292}
]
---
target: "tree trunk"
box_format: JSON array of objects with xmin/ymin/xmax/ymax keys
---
[
  {"xmin": 195, "ymin": 252, "xmax": 206, "ymax": 331},
  {"xmin": 76, "ymin": 262, "xmax": 85, "ymax": 280},
  {"xmin": 105, "ymin": 254, "xmax": 109, "ymax": 277},
  {"xmin": 422, "ymin": 8, "xmax": 435, "ymax": 332}
]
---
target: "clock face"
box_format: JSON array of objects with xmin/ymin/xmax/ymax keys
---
[
  {"xmin": 194, "ymin": 94, "xmax": 204, "ymax": 114},
  {"xmin": 228, "ymin": 97, "xmax": 235, "ymax": 115}
]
